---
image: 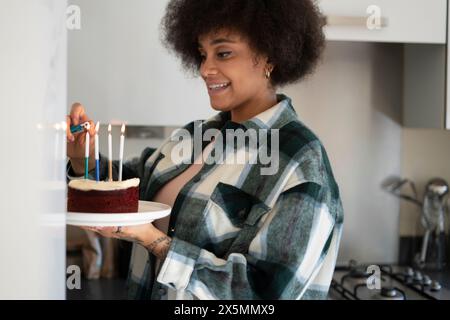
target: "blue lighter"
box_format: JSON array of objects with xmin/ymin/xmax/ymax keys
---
[{"xmin": 70, "ymin": 121, "xmax": 91, "ymax": 134}]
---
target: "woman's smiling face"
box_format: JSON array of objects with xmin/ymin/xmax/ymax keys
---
[{"xmin": 198, "ymin": 29, "xmax": 274, "ymax": 114}]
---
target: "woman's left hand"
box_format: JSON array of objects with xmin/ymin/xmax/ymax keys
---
[{"xmin": 81, "ymin": 223, "xmax": 172, "ymax": 260}]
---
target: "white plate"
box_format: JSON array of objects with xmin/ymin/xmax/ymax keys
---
[{"xmin": 66, "ymin": 200, "xmax": 171, "ymax": 227}]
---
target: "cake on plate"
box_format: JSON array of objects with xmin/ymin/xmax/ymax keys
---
[{"xmin": 68, "ymin": 178, "xmax": 140, "ymax": 213}]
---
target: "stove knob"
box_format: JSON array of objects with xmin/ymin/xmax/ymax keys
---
[
  {"xmin": 422, "ymin": 275, "xmax": 432, "ymax": 286},
  {"xmin": 381, "ymin": 287, "xmax": 398, "ymax": 298},
  {"xmin": 430, "ymin": 280, "xmax": 442, "ymax": 292},
  {"xmin": 413, "ymin": 271, "xmax": 423, "ymax": 282},
  {"xmin": 404, "ymin": 267, "xmax": 414, "ymax": 277}
]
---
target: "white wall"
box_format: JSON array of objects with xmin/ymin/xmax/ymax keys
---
[
  {"xmin": 0, "ymin": 0, "xmax": 67, "ymax": 299},
  {"xmin": 284, "ymin": 41, "xmax": 404, "ymax": 264},
  {"xmin": 68, "ymin": 0, "xmax": 214, "ymax": 127}
]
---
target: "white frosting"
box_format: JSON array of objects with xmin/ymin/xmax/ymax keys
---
[{"xmin": 68, "ymin": 178, "xmax": 140, "ymax": 191}]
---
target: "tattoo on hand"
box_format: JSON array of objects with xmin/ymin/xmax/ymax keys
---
[{"xmin": 146, "ymin": 236, "xmax": 172, "ymax": 259}]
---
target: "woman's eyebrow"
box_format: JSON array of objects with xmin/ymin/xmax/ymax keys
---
[{"xmin": 198, "ymin": 38, "xmax": 237, "ymax": 49}]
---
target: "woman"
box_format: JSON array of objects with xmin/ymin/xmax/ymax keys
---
[{"xmin": 66, "ymin": 0, "xmax": 343, "ymax": 300}]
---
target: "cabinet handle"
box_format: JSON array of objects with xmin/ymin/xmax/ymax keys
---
[{"xmin": 324, "ymin": 15, "xmax": 388, "ymax": 28}]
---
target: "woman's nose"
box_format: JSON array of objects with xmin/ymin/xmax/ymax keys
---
[{"xmin": 200, "ymin": 57, "xmax": 218, "ymax": 79}]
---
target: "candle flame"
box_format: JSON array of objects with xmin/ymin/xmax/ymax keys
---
[
  {"xmin": 121, "ymin": 123, "xmax": 125, "ymax": 134},
  {"xmin": 95, "ymin": 121, "xmax": 100, "ymax": 133},
  {"xmin": 108, "ymin": 124, "xmax": 112, "ymax": 133}
]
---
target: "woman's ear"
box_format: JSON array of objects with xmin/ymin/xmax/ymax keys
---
[
  {"xmin": 264, "ymin": 58, "xmax": 274, "ymax": 77},
  {"xmin": 263, "ymin": 56, "xmax": 274, "ymax": 73}
]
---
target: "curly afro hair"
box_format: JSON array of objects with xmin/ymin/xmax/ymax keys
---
[{"xmin": 160, "ymin": 0, "xmax": 326, "ymax": 88}]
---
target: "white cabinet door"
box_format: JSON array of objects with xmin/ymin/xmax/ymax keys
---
[
  {"xmin": 319, "ymin": 0, "xmax": 447, "ymax": 44},
  {"xmin": 68, "ymin": 0, "xmax": 214, "ymax": 127}
]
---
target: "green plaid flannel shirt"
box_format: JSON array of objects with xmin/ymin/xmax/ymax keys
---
[{"xmin": 77, "ymin": 93, "xmax": 344, "ymax": 300}]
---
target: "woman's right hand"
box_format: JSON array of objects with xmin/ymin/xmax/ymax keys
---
[{"xmin": 66, "ymin": 102, "xmax": 96, "ymax": 175}]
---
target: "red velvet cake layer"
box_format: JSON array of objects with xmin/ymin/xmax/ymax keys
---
[{"xmin": 68, "ymin": 186, "xmax": 139, "ymax": 213}]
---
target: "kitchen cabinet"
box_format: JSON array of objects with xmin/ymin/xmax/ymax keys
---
[
  {"xmin": 319, "ymin": 0, "xmax": 450, "ymax": 130},
  {"xmin": 320, "ymin": 0, "xmax": 447, "ymax": 44},
  {"xmin": 403, "ymin": 44, "xmax": 447, "ymax": 129},
  {"xmin": 68, "ymin": 0, "xmax": 214, "ymax": 127},
  {"xmin": 403, "ymin": 1, "xmax": 449, "ymax": 130}
]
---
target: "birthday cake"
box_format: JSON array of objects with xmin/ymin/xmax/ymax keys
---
[{"xmin": 67, "ymin": 178, "xmax": 140, "ymax": 213}]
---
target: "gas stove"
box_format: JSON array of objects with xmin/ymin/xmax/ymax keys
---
[{"xmin": 329, "ymin": 260, "xmax": 450, "ymax": 300}]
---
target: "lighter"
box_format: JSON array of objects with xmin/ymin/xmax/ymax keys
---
[{"xmin": 70, "ymin": 121, "xmax": 91, "ymax": 134}]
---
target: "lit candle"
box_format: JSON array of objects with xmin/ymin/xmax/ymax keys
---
[
  {"xmin": 84, "ymin": 123, "xmax": 90, "ymax": 179},
  {"xmin": 119, "ymin": 124, "xmax": 125, "ymax": 181},
  {"xmin": 108, "ymin": 124, "xmax": 112, "ymax": 181},
  {"xmin": 95, "ymin": 122, "xmax": 100, "ymax": 182}
]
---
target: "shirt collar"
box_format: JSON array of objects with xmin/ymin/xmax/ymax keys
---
[{"xmin": 201, "ymin": 93, "xmax": 298, "ymax": 133}]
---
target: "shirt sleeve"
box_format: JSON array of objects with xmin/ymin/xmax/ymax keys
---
[{"xmin": 156, "ymin": 181, "xmax": 338, "ymax": 300}]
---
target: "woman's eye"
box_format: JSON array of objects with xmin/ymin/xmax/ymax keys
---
[
  {"xmin": 199, "ymin": 51, "xmax": 231, "ymax": 62},
  {"xmin": 218, "ymin": 51, "xmax": 231, "ymax": 58}
]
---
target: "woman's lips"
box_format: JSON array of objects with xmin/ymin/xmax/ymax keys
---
[{"xmin": 207, "ymin": 82, "xmax": 231, "ymax": 96}]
